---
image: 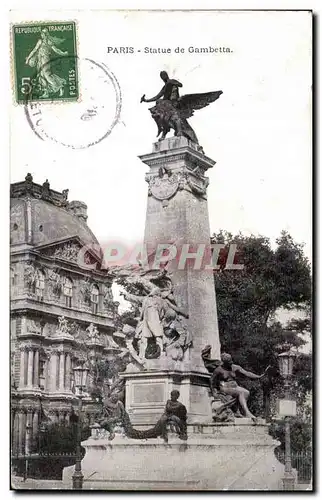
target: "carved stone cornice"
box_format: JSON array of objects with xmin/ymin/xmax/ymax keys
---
[
  {"xmin": 11, "ymin": 173, "xmax": 69, "ymax": 208},
  {"xmin": 24, "ymin": 405, "xmax": 36, "ymax": 414},
  {"xmin": 16, "ymin": 407, "xmax": 27, "ymax": 414},
  {"xmin": 19, "ymin": 343, "xmax": 37, "ymax": 352},
  {"xmin": 47, "ymin": 409, "xmax": 59, "ymax": 417},
  {"xmin": 140, "ymin": 145, "xmax": 215, "ymax": 173},
  {"xmin": 49, "ymin": 347, "xmax": 66, "ymax": 356}
]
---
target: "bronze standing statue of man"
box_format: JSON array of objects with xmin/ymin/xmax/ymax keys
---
[{"xmin": 140, "ymin": 71, "xmax": 222, "ymax": 150}]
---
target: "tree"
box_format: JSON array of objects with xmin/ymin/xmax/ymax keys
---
[{"xmin": 212, "ymin": 230, "xmax": 312, "ymax": 418}]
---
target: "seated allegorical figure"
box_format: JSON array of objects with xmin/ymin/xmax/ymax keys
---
[
  {"xmin": 98, "ymin": 393, "xmax": 126, "ymax": 440},
  {"xmin": 98, "ymin": 389, "xmax": 188, "ymax": 442},
  {"xmin": 159, "ymin": 389, "xmax": 188, "ymax": 441},
  {"xmin": 202, "ymin": 346, "xmax": 270, "ymax": 421}
]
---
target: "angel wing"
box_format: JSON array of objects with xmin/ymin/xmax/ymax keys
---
[{"xmin": 178, "ymin": 90, "xmax": 223, "ymax": 119}]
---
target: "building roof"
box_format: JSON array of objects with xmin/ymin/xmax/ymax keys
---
[{"xmin": 10, "ymin": 174, "xmax": 99, "ymax": 248}]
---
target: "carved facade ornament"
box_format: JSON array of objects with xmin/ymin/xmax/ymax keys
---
[
  {"xmin": 103, "ymin": 286, "xmax": 113, "ymax": 308},
  {"xmin": 86, "ymin": 323, "xmax": 101, "ymax": 344},
  {"xmin": 55, "ymin": 316, "xmax": 73, "ymax": 338},
  {"xmin": 48, "ymin": 268, "xmax": 63, "ymax": 296},
  {"xmin": 16, "ymin": 407, "xmax": 28, "ymax": 414},
  {"xmin": 146, "ymin": 167, "xmax": 180, "ymax": 206},
  {"xmin": 27, "ymin": 319, "xmax": 42, "ymax": 335},
  {"xmin": 146, "ymin": 164, "xmax": 209, "ymax": 204},
  {"xmin": 53, "ymin": 242, "xmax": 80, "ymax": 262},
  {"xmin": 80, "ymin": 279, "xmax": 93, "ymax": 305},
  {"xmin": 41, "ymin": 179, "xmax": 51, "ymax": 202},
  {"xmin": 11, "ymin": 174, "xmax": 69, "ymax": 207},
  {"xmin": 25, "ymin": 405, "xmax": 36, "ymax": 414},
  {"xmin": 184, "ymin": 172, "xmax": 210, "ymax": 198},
  {"xmin": 24, "ymin": 262, "xmax": 37, "ymax": 288},
  {"xmin": 69, "ymin": 321, "xmax": 81, "ymax": 339},
  {"xmin": 43, "ymin": 349, "xmax": 52, "ymax": 360},
  {"xmin": 19, "ymin": 342, "xmax": 35, "ymax": 351}
]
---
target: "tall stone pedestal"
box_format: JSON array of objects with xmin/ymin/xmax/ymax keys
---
[
  {"xmin": 63, "ymin": 420, "xmax": 284, "ymax": 490},
  {"xmin": 122, "ymin": 137, "xmax": 221, "ymax": 425},
  {"xmin": 140, "ymin": 136, "xmax": 220, "ymax": 367}
]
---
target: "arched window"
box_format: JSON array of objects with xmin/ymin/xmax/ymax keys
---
[
  {"xmin": 91, "ymin": 285, "xmax": 99, "ymax": 314},
  {"xmin": 63, "ymin": 278, "xmax": 73, "ymax": 307},
  {"xmin": 35, "ymin": 270, "xmax": 45, "ymax": 299}
]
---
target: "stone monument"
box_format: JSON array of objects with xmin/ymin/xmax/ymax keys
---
[
  {"xmin": 121, "ymin": 135, "xmax": 222, "ymax": 426},
  {"xmin": 63, "ymin": 72, "xmax": 284, "ymax": 490}
]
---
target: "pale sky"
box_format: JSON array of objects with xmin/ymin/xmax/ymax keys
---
[{"xmin": 10, "ymin": 10, "xmax": 312, "ymax": 259}]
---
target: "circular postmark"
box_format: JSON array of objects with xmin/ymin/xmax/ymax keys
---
[{"xmin": 24, "ymin": 56, "xmax": 122, "ymax": 149}]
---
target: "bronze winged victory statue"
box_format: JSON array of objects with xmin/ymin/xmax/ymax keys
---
[{"xmin": 140, "ymin": 71, "xmax": 222, "ymax": 152}]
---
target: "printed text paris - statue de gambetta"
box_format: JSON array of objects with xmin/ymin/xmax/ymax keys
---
[{"xmin": 107, "ymin": 46, "xmax": 232, "ymax": 54}]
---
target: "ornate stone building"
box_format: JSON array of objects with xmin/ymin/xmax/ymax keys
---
[{"xmin": 10, "ymin": 174, "xmax": 117, "ymax": 456}]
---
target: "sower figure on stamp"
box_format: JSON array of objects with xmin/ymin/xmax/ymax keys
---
[
  {"xmin": 202, "ymin": 346, "xmax": 270, "ymax": 421},
  {"xmin": 25, "ymin": 28, "xmax": 68, "ymax": 98}
]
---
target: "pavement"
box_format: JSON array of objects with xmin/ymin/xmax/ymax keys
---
[{"xmin": 11, "ymin": 476, "xmax": 70, "ymax": 490}]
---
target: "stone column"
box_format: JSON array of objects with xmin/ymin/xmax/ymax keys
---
[
  {"xmin": 59, "ymin": 352, "xmax": 65, "ymax": 391},
  {"xmin": 25, "ymin": 410, "xmax": 33, "ymax": 455},
  {"xmin": 49, "ymin": 350, "xmax": 58, "ymax": 392},
  {"xmin": 44, "ymin": 352, "xmax": 51, "ymax": 391},
  {"xmin": 32, "ymin": 411, "xmax": 39, "ymax": 443},
  {"xmin": 12, "ymin": 411, "xmax": 20, "ymax": 456},
  {"xmin": 33, "ymin": 349, "xmax": 39, "ymax": 387},
  {"xmin": 65, "ymin": 354, "xmax": 71, "ymax": 391},
  {"xmin": 27, "ymin": 349, "xmax": 34, "ymax": 388},
  {"xmin": 11, "ymin": 410, "xmax": 15, "ymax": 442},
  {"xmin": 19, "ymin": 348, "xmax": 26, "ymax": 388},
  {"xmin": 18, "ymin": 411, "xmax": 26, "ymax": 455}
]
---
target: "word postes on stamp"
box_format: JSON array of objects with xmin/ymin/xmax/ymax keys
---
[{"xmin": 12, "ymin": 21, "xmax": 78, "ymax": 104}]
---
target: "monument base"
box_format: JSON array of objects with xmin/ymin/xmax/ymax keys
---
[
  {"xmin": 121, "ymin": 368, "xmax": 211, "ymax": 425},
  {"xmin": 63, "ymin": 421, "xmax": 284, "ymax": 491}
]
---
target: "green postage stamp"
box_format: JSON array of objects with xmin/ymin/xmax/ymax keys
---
[{"xmin": 12, "ymin": 21, "xmax": 78, "ymax": 104}]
